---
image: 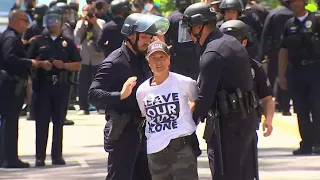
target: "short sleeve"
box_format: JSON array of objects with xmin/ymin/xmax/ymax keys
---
[
  {"xmin": 187, "ymin": 78, "xmax": 199, "ymax": 102},
  {"xmin": 280, "ymin": 20, "xmax": 290, "ymax": 49}
]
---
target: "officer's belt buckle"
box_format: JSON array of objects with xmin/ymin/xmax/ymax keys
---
[{"xmin": 52, "ymin": 75, "xmax": 58, "ymax": 85}]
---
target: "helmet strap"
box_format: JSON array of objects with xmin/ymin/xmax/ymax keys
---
[{"xmin": 127, "ymin": 33, "xmax": 147, "ymax": 55}]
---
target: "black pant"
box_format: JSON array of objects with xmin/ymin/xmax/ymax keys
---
[
  {"xmin": 34, "ymin": 82, "xmax": 70, "ymax": 160},
  {"xmin": 208, "ymin": 111, "xmax": 257, "ymax": 180},
  {"xmin": 104, "ymin": 121, "xmax": 152, "ymax": 180},
  {"xmin": 0, "ymin": 81, "xmax": 25, "ymax": 162},
  {"xmin": 290, "ymin": 78, "xmax": 320, "ymax": 148},
  {"xmin": 79, "ymin": 64, "xmax": 98, "ymax": 111}
]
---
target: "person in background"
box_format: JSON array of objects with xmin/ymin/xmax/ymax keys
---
[
  {"xmin": 95, "ymin": 0, "xmax": 112, "ymax": 23},
  {"xmin": 11, "ymin": 0, "xmax": 36, "ymax": 21},
  {"xmin": 75, "ymin": 4, "xmax": 105, "ymax": 115}
]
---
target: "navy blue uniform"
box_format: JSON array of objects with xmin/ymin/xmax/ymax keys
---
[
  {"xmin": 261, "ymin": 5, "xmax": 293, "ymax": 88},
  {"xmin": 280, "ymin": 12, "xmax": 320, "ymax": 154},
  {"xmin": 97, "ymin": 17, "xmax": 125, "ymax": 58},
  {"xmin": 88, "ymin": 43, "xmax": 152, "ymax": 180},
  {"xmin": 239, "ymin": 12, "xmax": 263, "ymax": 59},
  {"xmin": 193, "ymin": 30, "xmax": 257, "ymax": 180},
  {"xmin": 27, "ymin": 33, "xmax": 81, "ymax": 161},
  {"xmin": 22, "ymin": 21, "xmax": 44, "ymax": 42},
  {"xmin": 165, "ymin": 10, "xmax": 199, "ymax": 80},
  {"xmin": 0, "ymin": 27, "xmax": 32, "ymax": 167}
]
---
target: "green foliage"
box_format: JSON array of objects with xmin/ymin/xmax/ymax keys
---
[{"xmin": 160, "ymin": 0, "xmax": 201, "ymax": 17}]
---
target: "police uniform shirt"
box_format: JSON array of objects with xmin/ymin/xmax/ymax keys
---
[
  {"xmin": 192, "ymin": 30, "xmax": 253, "ymax": 121},
  {"xmin": 136, "ymin": 72, "xmax": 198, "ymax": 154},
  {"xmin": 22, "ymin": 21, "xmax": 44, "ymax": 42},
  {"xmin": 250, "ymin": 59, "xmax": 272, "ymax": 99},
  {"xmin": 27, "ymin": 33, "xmax": 82, "ymax": 77},
  {"xmin": 97, "ymin": 17, "xmax": 125, "ymax": 57},
  {"xmin": 0, "ymin": 27, "xmax": 33, "ymax": 79},
  {"xmin": 281, "ymin": 13, "xmax": 316, "ymax": 65},
  {"xmin": 88, "ymin": 43, "xmax": 151, "ymax": 117},
  {"xmin": 260, "ymin": 5, "xmax": 293, "ymax": 57}
]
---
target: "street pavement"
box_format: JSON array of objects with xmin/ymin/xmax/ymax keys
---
[{"xmin": 0, "ymin": 111, "xmax": 319, "ymax": 180}]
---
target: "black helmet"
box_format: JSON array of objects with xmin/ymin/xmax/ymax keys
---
[
  {"xmin": 43, "ymin": 6, "xmax": 64, "ymax": 27},
  {"xmin": 219, "ymin": 0, "xmax": 244, "ymax": 12},
  {"xmin": 211, "ymin": 0, "xmax": 221, "ymax": 5},
  {"xmin": 54, "ymin": 2, "xmax": 71, "ymax": 12},
  {"xmin": 110, "ymin": 0, "xmax": 133, "ymax": 15},
  {"xmin": 32, "ymin": 4, "xmax": 49, "ymax": 21},
  {"xmin": 219, "ymin": 20, "xmax": 250, "ymax": 41},
  {"xmin": 175, "ymin": 0, "xmax": 193, "ymax": 10},
  {"xmin": 121, "ymin": 13, "xmax": 170, "ymax": 36},
  {"xmin": 182, "ymin": 2, "xmax": 217, "ymax": 28}
]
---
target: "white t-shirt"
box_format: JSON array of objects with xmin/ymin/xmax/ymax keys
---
[{"xmin": 136, "ymin": 72, "xmax": 199, "ymax": 154}]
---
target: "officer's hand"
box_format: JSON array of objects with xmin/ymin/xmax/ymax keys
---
[
  {"xmin": 120, "ymin": 77, "xmax": 137, "ymax": 100},
  {"xmin": 52, "ymin": 60, "xmax": 65, "ymax": 69},
  {"xmin": 189, "ymin": 101, "xmax": 196, "ymax": 112},
  {"xmin": 28, "ymin": 35, "xmax": 41, "ymax": 44},
  {"xmin": 279, "ymin": 76, "xmax": 287, "ymax": 89},
  {"xmin": 41, "ymin": 61, "xmax": 53, "ymax": 71},
  {"xmin": 31, "ymin": 60, "xmax": 40, "ymax": 68},
  {"xmin": 262, "ymin": 119, "xmax": 273, "ymax": 137}
]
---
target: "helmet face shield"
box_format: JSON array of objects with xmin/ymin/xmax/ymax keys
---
[
  {"xmin": 43, "ymin": 14, "xmax": 63, "ymax": 27},
  {"xmin": 178, "ymin": 20, "xmax": 192, "ymax": 43},
  {"xmin": 134, "ymin": 14, "xmax": 170, "ymax": 36}
]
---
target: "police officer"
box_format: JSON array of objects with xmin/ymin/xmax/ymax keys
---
[
  {"xmin": 22, "ymin": 4, "xmax": 49, "ymax": 44},
  {"xmin": 243, "ymin": 0, "xmax": 270, "ymax": 25},
  {"xmin": 219, "ymin": 0, "xmax": 262, "ymax": 59},
  {"xmin": 165, "ymin": 0, "xmax": 199, "ymax": 80},
  {"xmin": 97, "ymin": 0, "xmax": 133, "ymax": 58},
  {"xmin": 54, "ymin": 2, "xmax": 79, "ymax": 125},
  {"xmin": 0, "ymin": 10, "xmax": 41, "ymax": 168},
  {"xmin": 27, "ymin": 7, "xmax": 81, "ymax": 166},
  {"xmin": 182, "ymin": 3, "xmax": 258, "ymax": 179},
  {"xmin": 261, "ymin": 0, "xmax": 293, "ymax": 115},
  {"xmin": 279, "ymin": 0, "xmax": 320, "ymax": 155},
  {"xmin": 220, "ymin": 19, "xmax": 275, "ymax": 179},
  {"xmin": 88, "ymin": 13, "xmax": 169, "ymax": 180},
  {"xmin": 210, "ymin": 0, "xmax": 224, "ymax": 21},
  {"xmin": 21, "ymin": 4, "xmax": 49, "ymax": 121}
]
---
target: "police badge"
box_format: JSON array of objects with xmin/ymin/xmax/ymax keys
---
[
  {"xmin": 62, "ymin": 40, "xmax": 68, "ymax": 47},
  {"xmin": 305, "ymin": 20, "xmax": 312, "ymax": 29}
]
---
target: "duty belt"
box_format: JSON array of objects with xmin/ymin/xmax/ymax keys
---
[{"xmin": 43, "ymin": 71, "xmax": 70, "ymax": 84}]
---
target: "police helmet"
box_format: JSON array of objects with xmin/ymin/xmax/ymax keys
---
[
  {"xmin": 49, "ymin": 0, "xmax": 58, "ymax": 8},
  {"xmin": 43, "ymin": 6, "xmax": 64, "ymax": 27},
  {"xmin": 219, "ymin": 0, "xmax": 244, "ymax": 12},
  {"xmin": 54, "ymin": 2, "xmax": 71, "ymax": 12},
  {"xmin": 121, "ymin": 13, "xmax": 170, "ymax": 36},
  {"xmin": 219, "ymin": 20, "xmax": 250, "ymax": 40},
  {"xmin": 182, "ymin": 2, "xmax": 217, "ymax": 28},
  {"xmin": 175, "ymin": 0, "xmax": 193, "ymax": 10},
  {"xmin": 32, "ymin": 4, "xmax": 49, "ymax": 21},
  {"xmin": 110, "ymin": 0, "xmax": 133, "ymax": 15}
]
